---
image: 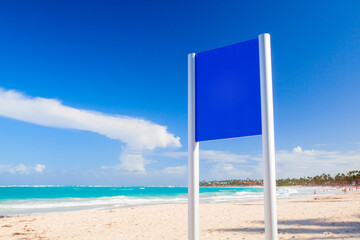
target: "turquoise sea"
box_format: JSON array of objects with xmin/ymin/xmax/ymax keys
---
[{"xmin": 0, "ymin": 186, "xmax": 341, "ymax": 215}]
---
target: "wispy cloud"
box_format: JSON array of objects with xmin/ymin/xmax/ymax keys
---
[
  {"xmin": 162, "ymin": 165, "xmax": 187, "ymax": 176},
  {"xmin": 0, "ymin": 163, "xmax": 46, "ymax": 174},
  {"xmin": 150, "ymin": 150, "xmax": 258, "ymax": 163},
  {"xmin": 208, "ymin": 163, "xmax": 252, "ymax": 180},
  {"xmin": 0, "ymin": 88, "xmax": 181, "ymax": 172},
  {"xmin": 156, "ymin": 146, "xmax": 360, "ymax": 180},
  {"xmin": 150, "ymin": 150, "xmax": 260, "ymax": 179},
  {"xmin": 209, "ymin": 146, "xmax": 360, "ymax": 179},
  {"xmin": 313, "ymin": 143, "xmax": 328, "ymax": 147},
  {"xmin": 200, "ymin": 150, "xmax": 260, "ymax": 163},
  {"xmin": 34, "ymin": 164, "xmax": 46, "ymax": 173},
  {"xmin": 275, "ymin": 146, "xmax": 360, "ymax": 178}
]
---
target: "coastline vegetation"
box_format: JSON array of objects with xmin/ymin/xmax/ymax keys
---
[{"xmin": 200, "ymin": 170, "xmax": 360, "ymax": 187}]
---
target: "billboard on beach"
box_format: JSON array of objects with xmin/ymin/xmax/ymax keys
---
[
  {"xmin": 195, "ymin": 38, "xmax": 262, "ymax": 142},
  {"xmin": 188, "ymin": 34, "xmax": 278, "ymax": 240}
]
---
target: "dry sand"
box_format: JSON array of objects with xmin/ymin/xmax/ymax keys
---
[{"xmin": 1, "ymin": 193, "xmax": 360, "ymax": 240}]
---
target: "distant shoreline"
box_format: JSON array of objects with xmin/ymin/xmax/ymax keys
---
[
  {"xmin": 0, "ymin": 189, "xmax": 356, "ymax": 218},
  {"xmin": 200, "ymin": 184, "xmax": 356, "ymax": 188},
  {"xmin": 0, "ymin": 185, "xmax": 348, "ymax": 216}
]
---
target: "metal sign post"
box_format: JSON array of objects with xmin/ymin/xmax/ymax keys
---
[
  {"xmin": 188, "ymin": 33, "xmax": 278, "ymax": 240},
  {"xmin": 259, "ymin": 33, "xmax": 278, "ymax": 240},
  {"xmin": 188, "ymin": 53, "xmax": 199, "ymax": 240}
]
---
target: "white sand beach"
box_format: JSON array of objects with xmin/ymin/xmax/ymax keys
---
[{"xmin": 1, "ymin": 193, "xmax": 360, "ymax": 240}]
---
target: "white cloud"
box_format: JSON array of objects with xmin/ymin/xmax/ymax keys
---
[
  {"xmin": 156, "ymin": 146, "xmax": 360, "ymax": 180},
  {"xmin": 150, "ymin": 150, "xmax": 260, "ymax": 180},
  {"xmin": 150, "ymin": 150, "xmax": 257, "ymax": 163},
  {"xmin": 34, "ymin": 164, "xmax": 46, "ymax": 173},
  {"xmin": 151, "ymin": 151, "xmax": 187, "ymax": 159},
  {"xmin": 0, "ymin": 163, "xmax": 46, "ymax": 174},
  {"xmin": 204, "ymin": 146, "xmax": 360, "ymax": 179},
  {"xmin": 292, "ymin": 146, "xmax": 302, "ymax": 153},
  {"xmin": 116, "ymin": 150, "xmax": 156, "ymax": 173},
  {"xmin": 162, "ymin": 165, "xmax": 187, "ymax": 176},
  {"xmin": 314, "ymin": 143, "xmax": 328, "ymax": 147},
  {"xmin": 200, "ymin": 150, "xmax": 259, "ymax": 163},
  {"xmin": 208, "ymin": 163, "xmax": 252, "ymax": 180},
  {"xmin": 14, "ymin": 164, "xmax": 28, "ymax": 174},
  {"xmin": 0, "ymin": 88, "xmax": 181, "ymax": 172},
  {"xmin": 275, "ymin": 146, "xmax": 360, "ymax": 178}
]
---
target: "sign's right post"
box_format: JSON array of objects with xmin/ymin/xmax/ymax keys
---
[{"xmin": 259, "ymin": 33, "xmax": 278, "ymax": 240}]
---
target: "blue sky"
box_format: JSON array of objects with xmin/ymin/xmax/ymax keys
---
[{"xmin": 0, "ymin": 0, "xmax": 359, "ymax": 185}]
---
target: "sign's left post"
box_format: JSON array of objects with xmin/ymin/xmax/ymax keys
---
[{"xmin": 188, "ymin": 53, "xmax": 199, "ymax": 240}]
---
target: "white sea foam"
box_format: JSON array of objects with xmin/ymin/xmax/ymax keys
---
[
  {"xmin": 0, "ymin": 187, "xmax": 342, "ymax": 215},
  {"xmin": 0, "ymin": 196, "xmax": 187, "ymax": 215}
]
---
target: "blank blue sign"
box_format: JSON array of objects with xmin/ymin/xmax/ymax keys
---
[{"xmin": 195, "ymin": 38, "xmax": 262, "ymax": 142}]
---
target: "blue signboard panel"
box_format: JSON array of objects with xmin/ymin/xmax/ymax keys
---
[{"xmin": 195, "ymin": 38, "xmax": 262, "ymax": 142}]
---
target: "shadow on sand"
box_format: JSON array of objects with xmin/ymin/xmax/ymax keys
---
[{"xmin": 215, "ymin": 218, "xmax": 360, "ymax": 239}]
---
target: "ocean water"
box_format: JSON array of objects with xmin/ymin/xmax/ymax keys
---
[{"xmin": 0, "ymin": 186, "xmax": 341, "ymax": 215}]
